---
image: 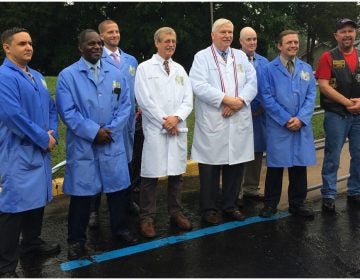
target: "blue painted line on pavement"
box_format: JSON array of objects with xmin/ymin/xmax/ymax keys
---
[{"xmin": 60, "ymin": 211, "xmax": 290, "ymax": 271}]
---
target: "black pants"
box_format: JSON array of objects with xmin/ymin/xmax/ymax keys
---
[
  {"xmin": 0, "ymin": 207, "xmax": 44, "ymax": 274},
  {"xmin": 68, "ymin": 188, "xmax": 130, "ymax": 245},
  {"xmin": 264, "ymin": 166, "xmax": 308, "ymax": 208},
  {"xmin": 198, "ymin": 163, "xmax": 244, "ymax": 214}
]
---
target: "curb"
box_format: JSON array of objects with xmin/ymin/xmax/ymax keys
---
[{"xmin": 52, "ymin": 160, "xmax": 199, "ymax": 197}]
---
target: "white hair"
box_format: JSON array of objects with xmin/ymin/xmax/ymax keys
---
[{"xmin": 212, "ymin": 18, "xmax": 233, "ymax": 32}]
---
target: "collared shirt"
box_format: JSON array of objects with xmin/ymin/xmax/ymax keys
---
[
  {"xmin": 104, "ymin": 46, "xmax": 121, "ymax": 61},
  {"xmin": 83, "ymin": 58, "xmax": 101, "ymax": 82},
  {"xmin": 215, "ymin": 47, "xmax": 229, "ymax": 61},
  {"xmin": 279, "ymin": 55, "xmax": 296, "ymax": 68},
  {"xmin": 155, "ymin": 53, "xmax": 173, "ymax": 73}
]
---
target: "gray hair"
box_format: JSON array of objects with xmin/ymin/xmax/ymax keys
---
[
  {"xmin": 212, "ymin": 18, "xmax": 233, "ymax": 32},
  {"xmin": 154, "ymin": 27, "xmax": 176, "ymax": 43}
]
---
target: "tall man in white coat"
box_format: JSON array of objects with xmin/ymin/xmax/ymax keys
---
[
  {"xmin": 189, "ymin": 18, "xmax": 257, "ymax": 225},
  {"xmin": 135, "ymin": 27, "xmax": 193, "ymax": 238}
]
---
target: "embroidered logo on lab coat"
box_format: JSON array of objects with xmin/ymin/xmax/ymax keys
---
[
  {"xmin": 41, "ymin": 79, "xmax": 48, "ymax": 89},
  {"xmin": 300, "ymin": 70, "xmax": 310, "ymax": 81},
  {"xmin": 175, "ymin": 75, "xmax": 184, "ymax": 86},
  {"xmin": 129, "ymin": 65, "xmax": 136, "ymax": 76},
  {"xmin": 236, "ymin": 64, "xmax": 244, "ymax": 73}
]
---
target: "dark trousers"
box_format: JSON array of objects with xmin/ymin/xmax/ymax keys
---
[
  {"xmin": 90, "ymin": 162, "xmax": 139, "ymax": 213},
  {"xmin": 198, "ymin": 163, "xmax": 244, "ymax": 214},
  {"xmin": 0, "ymin": 207, "xmax": 44, "ymax": 274},
  {"xmin": 264, "ymin": 166, "xmax": 308, "ymax": 208},
  {"xmin": 68, "ymin": 188, "xmax": 130, "ymax": 245},
  {"xmin": 139, "ymin": 175, "xmax": 183, "ymax": 222}
]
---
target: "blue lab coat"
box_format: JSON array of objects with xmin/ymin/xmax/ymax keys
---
[
  {"xmin": 102, "ymin": 49, "xmax": 138, "ymax": 163},
  {"xmin": 56, "ymin": 57, "xmax": 131, "ymax": 195},
  {"xmin": 261, "ymin": 56, "xmax": 316, "ymax": 167},
  {"xmin": 0, "ymin": 58, "xmax": 58, "ymax": 213}
]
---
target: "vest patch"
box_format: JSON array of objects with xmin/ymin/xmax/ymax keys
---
[{"xmin": 332, "ymin": 59, "xmax": 345, "ymax": 68}]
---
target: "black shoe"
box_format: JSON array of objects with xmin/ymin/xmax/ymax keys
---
[
  {"xmin": 347, "ymin": 195, "xmax": 360, "ymax": 204},
  {"xmin": 202, "ymin": 211, "xmax": 221, "ymax": 225},
  {"xmin": 88, "ymin": 211, "xmax": 99, "ymax": 229},
  {"xmin": 236, "ymin": 198, "xmax": 244, "ymax": 208},
  {"xmin": 20, "ymin": 238, "xmax": 60, "ymax": 257},
  {"xmin": 224, "ymin": 209, "xmax": 246, "ymax": 221},
  {"xmin": 289, "ymin": 203, "xmax": 314, "ymax": 218},
  {"xmin": 0, "ymin": 271, "xmax": 18, "ymax": 278},
  {"xmin": 116, "ymin": 230, "xmax": 138, "ymax": 246},
  {"xmin": 129, "ymin": 201, "xmax": 140, "ymax": 215},
  {"xmin": 322, "ymin": 198, "xmax": 335, "ymax": 212},
  {"xmin": 68, "ymin": 243, "xmax": 86, "ymax": 260},
  {"xmin": 243, "ymin": 193, "xmax": 264, "ymax": 202},
  {"xmin": 259, "ymin": 206, "xmax": 277, "ymax": 218}
]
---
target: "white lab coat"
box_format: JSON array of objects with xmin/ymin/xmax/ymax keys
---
[
  {"xmin": 189, "ymin": 46, "xmax": 257, "ymax": 165},
  {"xmin": 134, "ymin": 54, "xmax": 193, "ymax": 177}
]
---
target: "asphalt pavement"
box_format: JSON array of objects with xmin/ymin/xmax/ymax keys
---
[{"xmin": 13, "ymin": 142, "xmax": 360, "ymax": 278}]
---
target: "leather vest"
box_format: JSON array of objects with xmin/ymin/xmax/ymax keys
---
[{"xmin": 320, "ymin": 47, "xmax": 360, "ymax": 116}]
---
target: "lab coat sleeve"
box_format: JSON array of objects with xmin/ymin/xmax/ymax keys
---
[
  {"xmin": 239, "ymin": 57, "xmax": 257, "ymax": 106},
  {"xmin": 260, "ymin": 66, "xmax": 292, "ymax": 126},
  {"xmin": 134, "ymin": 64, "xmax": 167, "ymax": 129},
  {"xmin": 189, "ymin": 51, "xmax": 224, "ymax": 109},
  {"xmin": 296, "ymin": 69, "xmax": 316, "ymax": 126},
  {"xmin": 175, "ymin": 69, "xmax": 193, "ymax": 121},
  {"xmin": 0, "ymin": 75, "xmax": 49, "ymax": 150},
  {"xmin": 56, "ymin": 71, "xmax": 100, "ymax": 142},
  {"xmin": 105, "ymin": 79, "xmax": 132, "ymax": 132}
]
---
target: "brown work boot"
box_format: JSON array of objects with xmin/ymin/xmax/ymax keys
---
[
  {"xmin": 171, "ymin": 213, "xmax": 192, "ymax": 230},
  {"xmin": 140, "ymin": 220, "xmax": 156, "ymax": 238}
]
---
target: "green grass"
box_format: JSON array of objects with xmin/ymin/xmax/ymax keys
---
[{"xmin": 46, "ymin": 76, "xmax": 325, "ymax": 177}]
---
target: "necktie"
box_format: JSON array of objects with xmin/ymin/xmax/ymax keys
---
[
  {"xmin": 163, "ymin": 60, "xmax": 170, "ymax": 75},
  {"xmin": 26, "ymin": 71, "xmax": 35, "ymax": 84},
  {"xmin": 221, "ymin": 51, "xmax": 227, "ymax": 62},
  {"xmin": 91, "ymin": 66, "xmax": 98, "ymax": 82},
  {"xmin": 248, "ymin": 56, "xmax": 254, "ymax": 64},
  {"xmin": 110, "ymin": 52, "xmax": 120, "ymax": 65},
  {"xmin": 286, "ymin": 60, "xmax": 294, "ymax": 75}
]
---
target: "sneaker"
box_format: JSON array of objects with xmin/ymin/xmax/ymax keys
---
[{"xmin": 322, "ymin": 198, "xmax": 335, "ymax": 212}]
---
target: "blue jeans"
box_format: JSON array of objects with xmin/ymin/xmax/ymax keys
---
[{"xmin": 321, "ymin": 111, "xmax": 360, "ymax": 198}]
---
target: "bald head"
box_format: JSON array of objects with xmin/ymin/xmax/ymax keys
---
[{"xmin": 239, "ymin": 26, "xmax": 257, "ymax": 56}]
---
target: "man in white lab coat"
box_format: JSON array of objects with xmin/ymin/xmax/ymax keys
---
[
  {"xmin": 189, "ymin": 18, "xmax": 257, "ymax": 225},
  {"xmin": 134, "ymin": 27, "xmax": 193, "ymax": 238}
]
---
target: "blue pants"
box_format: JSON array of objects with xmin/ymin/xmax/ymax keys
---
[{"xmin": 321, "ymin": 111, "xmax": 360, "ymax": 198}]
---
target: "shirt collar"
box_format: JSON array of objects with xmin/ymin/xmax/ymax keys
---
[
  {"xmin": 82, "ymin": 57, "xmax": 101, "ymax": 70},
  {"xmin": 104, "ymin": 46, "xmax": 121, "ymax": 57},
  {"xmin": 279, "ymin": 55, "xmax": 296, "ymax": 67},
  {"xmin": 215, "ymin": 46, "xmax": 229, "ymax": 56},
  {"xmin": 155, "ymin": 53, "xmax": 172, "ymax": 64}
]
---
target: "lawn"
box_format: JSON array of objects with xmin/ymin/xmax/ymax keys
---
[{"xmin": 45, "ymin": 77, "xmax": 324, "ymax": 178}]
